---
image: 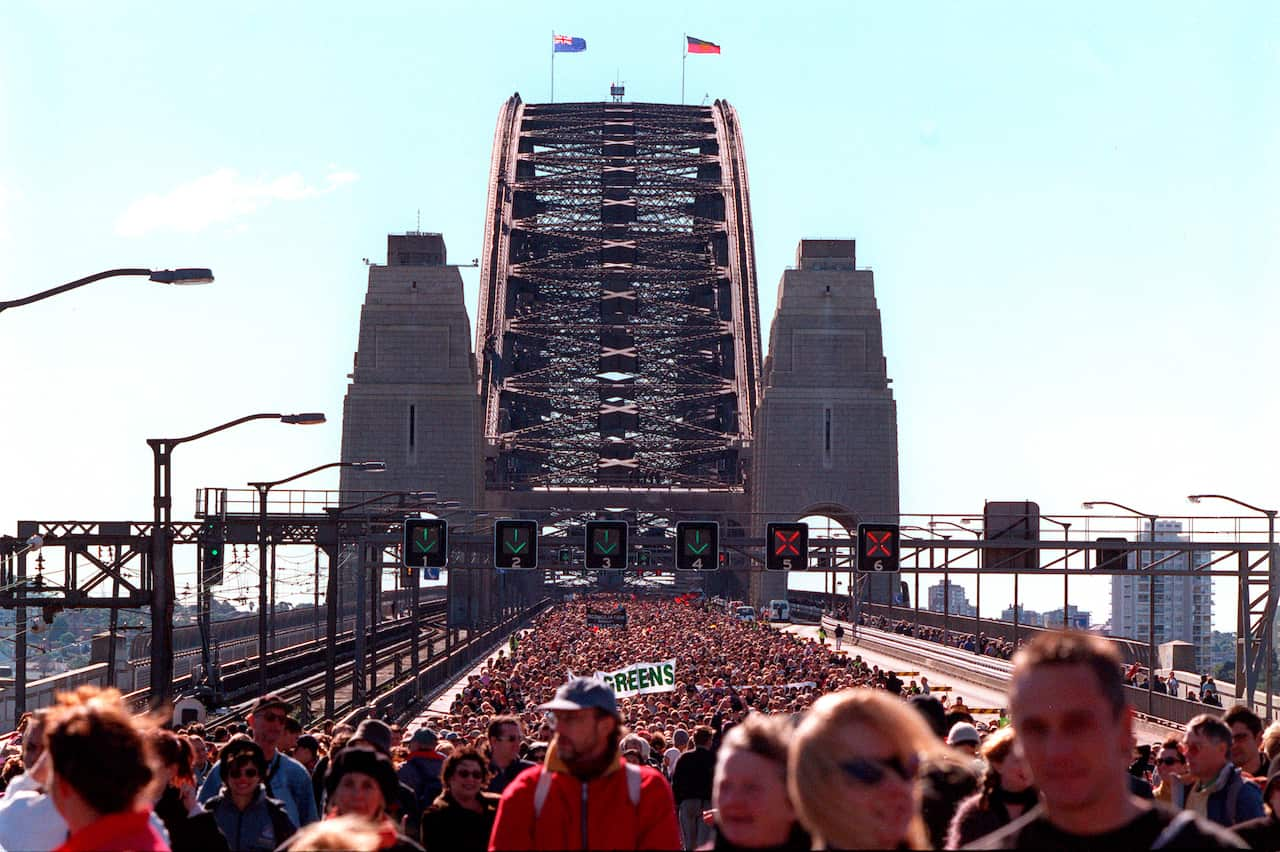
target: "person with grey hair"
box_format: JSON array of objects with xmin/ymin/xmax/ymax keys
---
[
  {"xmin": 1176, "ymin": 713, "xmax": 1264, "ymax": 827},
  {"xmin": 664, "ymin": 729, "xmax": 689, "ymax": 779}
]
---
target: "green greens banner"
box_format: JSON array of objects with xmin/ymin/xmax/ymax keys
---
[{"xmin": 595, "ymin": 658, "xmax": 677, "ymax": 698}]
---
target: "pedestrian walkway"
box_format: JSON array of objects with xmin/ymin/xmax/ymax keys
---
[{"xmin": 403, "ymin": 627, "xmax": 530, "ymax": 734}]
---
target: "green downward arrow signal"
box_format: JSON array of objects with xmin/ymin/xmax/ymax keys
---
[
  {"xmin": 687, "ymin": 530, "xmax": 709, "ymax": 555},
  {"xmin": 595, "ymin": 531, "xmax": 617, "ymax": 554},
  {"xmin": 414, "ymin": 533, "xmax": 437, "ymax": 553},
  {"xmin": 506, "ymin": 530, "xmax": 527, "ymax": 553}
]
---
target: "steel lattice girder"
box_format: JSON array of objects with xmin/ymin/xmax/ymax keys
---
[{"xmin": 476, "ymin": 97, "xmax": 762, "ymax": 490}]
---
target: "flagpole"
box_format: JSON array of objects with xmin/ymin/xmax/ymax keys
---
[
  {"xmin": 551, "ymin": 30, "xmax": 555, "ymax": 102},
  {"xmin": 681, "ymin": 34, "xmax": 686, "ymax": 105}
]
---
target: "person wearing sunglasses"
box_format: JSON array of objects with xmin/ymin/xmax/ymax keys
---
[
  {"xmin": 419, "ymin": 747, "xmax": 499, "ymax": 852},
  {"xmin": 1152, "ymin": 738, "xmax": 1190, "ymax": 804},
  {"xmin": 789, "ymin": 688, "xmax": 938, "ymax": 849},
  {"xmin": 203, "ymin": 738, "xmax": 296, "ymax": 852}
]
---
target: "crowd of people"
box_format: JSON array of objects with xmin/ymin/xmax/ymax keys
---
[
  {"xmin": 856, "ymin": 612, "xmax": 1017, "ymax": 660},
  {"xmin": 0, "ymin": 593, "xmax": 1279, "ymax": 849}
]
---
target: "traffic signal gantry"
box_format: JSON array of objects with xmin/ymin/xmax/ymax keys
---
[
  {"xmin": 675, "ymin": 521, "xmax": 719, "ymax": 572},
  {"xmin": 585, "ymin": 520, "xmax": 628, "ymax": 571},
  {"xmin": 857, "ymin": 522, "xmax": 901, "ymax": 572},
  {"xmin": 397, "ymin": 517, "xmax": 904, "ymax": 573},
  {"xmin": 494, "ymin": 519, "xmax": 539, "ymax": 569},
  {"xmin": 766, "ymin": 522, "xmax": 809, "ymax": 571},
  {"xmin": 402, "ymin": 518, "xmax": 448, "ymax": 570}
]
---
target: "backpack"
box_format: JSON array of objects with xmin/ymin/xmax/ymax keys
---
[{"xmin": 532, "ymin": 763, "xmax": 643, "ymax": 818}]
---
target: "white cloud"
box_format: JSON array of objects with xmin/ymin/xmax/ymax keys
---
[{"xmin": 115, "ymin": 168, "xmax": 358, "ymax": 237}]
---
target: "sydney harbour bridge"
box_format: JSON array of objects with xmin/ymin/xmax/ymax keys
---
[
  {"xmin": 338, "ymin": 93, "xmax": 901, "ymax": 615},
  {"xmin": 9, "ymin": 94, "xmax": 1270, "ymax": 732}
]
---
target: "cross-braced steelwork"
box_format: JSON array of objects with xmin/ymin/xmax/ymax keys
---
[{"xmin": 477, "ymin": 96, "xmax": 762, "ymax": 491}]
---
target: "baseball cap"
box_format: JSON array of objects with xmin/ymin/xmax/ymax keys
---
[
  {"xmin": 947, "ymin": 721, "xmax": 981, "ymax": 746},
  {"xmin": 251, "ymin": 694, "xmax": 292, "ymax": 714},
  {"xmin": 408, "ymin": 728, "xmax": 439, "ymax": 747},
  {"xmin": 537, "ymin": 677, "xmax": 620, "ymax": 718}
]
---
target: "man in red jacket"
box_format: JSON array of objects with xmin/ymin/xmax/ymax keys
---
[{"xmin": 489, "ymin": 677, "xmax": 681, "ymax": 851}]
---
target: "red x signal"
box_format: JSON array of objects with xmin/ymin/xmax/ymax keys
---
[
  {"xmin": 773, "ymin": 529, "xmax": 801, "ymax": 556},
  {"xmin": 866, "ymin": 530, "xmax": 894, "ymax": 557}
]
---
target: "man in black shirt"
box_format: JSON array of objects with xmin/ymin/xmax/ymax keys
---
[
  {"xmin": 968, "ymin": 631, "xmax": 1244, "ymax": 850},
  {"xmin": 672, "ymin": 725, "xmax": 716, "ymax": 850}
]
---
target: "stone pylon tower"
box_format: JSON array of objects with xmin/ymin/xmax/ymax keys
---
[
  {"xmin": 339, "ymin": 234, "xmax": 490, "ymax": 625},
  {"xmin": 750, "ymin": 240, "xmax": 900, "ymax": 606},
  {"xmin": 339, "ymin": 233, "xmax": 483, "ymax": 505}
]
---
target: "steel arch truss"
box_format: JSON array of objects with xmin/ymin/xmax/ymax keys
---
[{"xmin": 477, "ymin": 97, "xmax": 762, "ymax": 491}]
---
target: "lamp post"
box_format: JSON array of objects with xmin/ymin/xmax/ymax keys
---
[
  {"xmin": 249, "ymin": 460, "xmax": 385, "ymax": 696},
  {"xmin": 147, "ymin": 412, "xmax": 325, "ymax": 708},
  {"xmin": 1, "ymin": 268, "xmax": 213, "ymax": 314},
  {"xmin": 901, "ymin": 526, "xmax": 932, "ymax": 637},
  {"xmin": 1189, "ymin": 494, "xmax": 1278, "ymax": 719},
  {"xmin": 1041, "ymin": 516, "xmax": 1073, "ymax": 630},
  {"xmin": 321, "ymin": 491, "xmax": 438, "ymax": 716},
  {"xmin": 933, "ymin": 521, "xmax": 983, "ymax": 652},
  {"xmin": 1084, "ymin": 500, "xmax": 1158, "ymax": 713}
]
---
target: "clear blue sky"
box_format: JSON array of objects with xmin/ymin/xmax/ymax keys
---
[{"xmin": 2, "ymin": 2, "xmax": 1276, "ymax": 629}]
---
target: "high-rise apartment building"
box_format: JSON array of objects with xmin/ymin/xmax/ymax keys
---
[
  {"xmin": 928, "ymin": 580, "xmax": 976, "ymax": 617},
  {"xmin": 1110, "ymin": 520, "xmax": 1213, "ymax": 672}
]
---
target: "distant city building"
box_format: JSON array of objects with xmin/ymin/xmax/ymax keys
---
[
  {"xmin": 1001, "ymin": 604, "xmax": 1043, "ymax": 627},
  {"xmin": 1110, "ymin": 520, "xmax": 1212, "ymax": 672},
  {"xmin": 1043, "ymin": 604, "xmax": 1092, "ymax": 629},
  {"xmin": 928, "ymin": 580, "xmax": 976, "ymax": 617}
]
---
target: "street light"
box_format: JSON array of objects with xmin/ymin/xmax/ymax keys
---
[
  {"xmin": 1189, "ymin": 494, "xmax": 1277, "ymax": 718},
  {"xmin": 147, "ymin": 411, "xmax": 325, "ymax": 708},
  {"xmin": 1083, "ymin": 499, "xmax": 1158, "ymax": 712},
  {"xmin": 249, "ymin": 460, "xmax": 385, "ymax": 695},
  {"xmin": 932, "ymin": 521, "xmax": 983, "ymax": 652},
  {"xmin": 0, "ymin": 267, "xmax": 214, "ymax": 314},
  {"xmin": 1041, "ymin": 516, "xmax": 1073, "ymax": 633}
]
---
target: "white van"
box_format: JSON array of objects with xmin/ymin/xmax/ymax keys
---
[
  {"xmin": 767, "ymin": 599, "xmax": 791, "ymax": 622},
  {"xmin": 735, "ymin": 605, "xmax": 757, "ymax": 622}
]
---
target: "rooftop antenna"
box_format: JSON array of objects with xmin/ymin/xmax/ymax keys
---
[
  {"xmin": 416, "ymin": 208, "xmax": 421, "ymax": 234},
  {"xmin": 611, "ymin": 67, "xmax": 625, "ymax": 103}
]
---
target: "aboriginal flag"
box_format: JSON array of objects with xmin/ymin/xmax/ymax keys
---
[{"xmin": 686, "ymin": 36, "xmax": 720, "ymax": 54}]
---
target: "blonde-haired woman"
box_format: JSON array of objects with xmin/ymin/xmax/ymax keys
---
[
  {"xmin": 945, "ymin": 726, "xmax": 1036, "ymax": 848},
  {"xmin": 789, "ymin": 688, "xmax": 939, "ymax": 850}
]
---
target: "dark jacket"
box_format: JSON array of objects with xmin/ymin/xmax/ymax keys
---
[
  {"xmin": 921, "ymin": 755, "xmax": 981, "ymax": 850},
  {"xmin": 947, "ymin": 790, "xmax": 1033, "ymax": 849},
  {"xmin": 418, "ymin": 791, "xmax": 499, "ymax": 852},
  {"xmin": 204, "ymin": 787, "xmax": 296, "ymax": 852},
  {"xmin": 1235, "ymin": 812, "xmax": 1280, "ymax": 851},
  {"xmin": 1170, "ymin": 764, "xmax": 1265, "ymax": 827},
  {"xmin": 155, "ymin": 785, "xmax": 231, "ymax": 852},
  {"xmin": 399, "ymin": 750, "xmax": 446, "ymax": 812},
  {"xmin": 488, "ymin": 758, "xmax": 535, "ymax": 795},
  {"xmin": 671, "ymin": 747, "xmax": 715, "ymax": 803}
]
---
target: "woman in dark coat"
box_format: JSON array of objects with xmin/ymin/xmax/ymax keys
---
[
  {"xmin": 419, "ymin": 747, "xmax": 500, "ymax": 852},
  {"xmin": 151, "ymin": 730, "xmax": 230, "ymax": 852},
  {"xmin": 946, "ymin": 727, "xmax": 1037, "ymax": 849}
]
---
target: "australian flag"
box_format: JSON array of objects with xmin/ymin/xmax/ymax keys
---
[{"xmin": 554, "ymin": 34, "xmax": 587, "ymax": 53}]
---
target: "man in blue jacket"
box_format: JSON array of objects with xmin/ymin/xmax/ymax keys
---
[
  {"xmin": 1179, "ymin": 713, "xmax": 1265, "ymax": 827},
  {"xmin": 199, "ymin": 694, "xmax": 318, "ymax": 828}
]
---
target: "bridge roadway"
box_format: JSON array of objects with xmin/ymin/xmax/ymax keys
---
[{"xmin": 783, "ymin": 621, "xmax": 1179, "ymax": 743}]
